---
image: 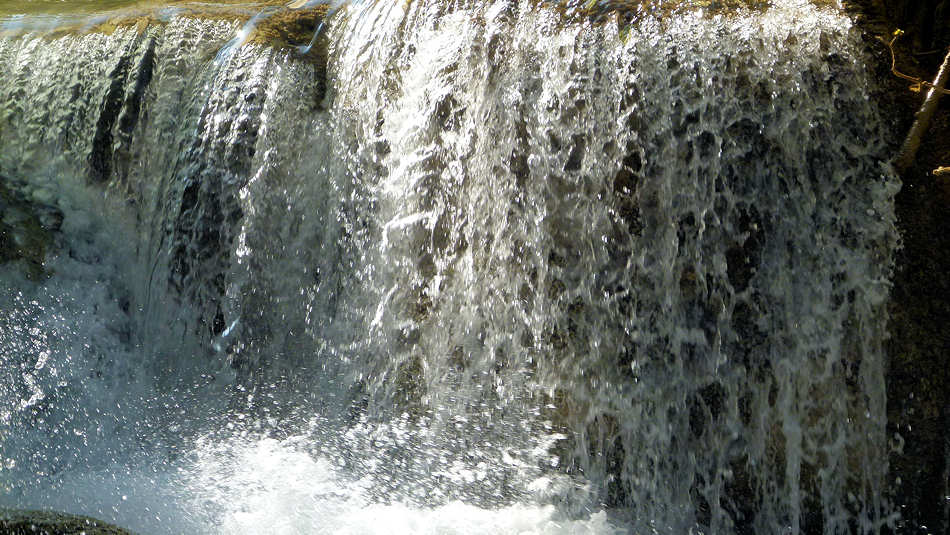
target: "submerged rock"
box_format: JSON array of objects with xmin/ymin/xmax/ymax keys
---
[{"xmin": 0, "ymin": 508, "xmax": 136, "ymax": 535}]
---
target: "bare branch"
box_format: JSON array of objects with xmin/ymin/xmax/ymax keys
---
[
  {"xmin": 893, "ymin": 43, "xmax": 950, "ymax": 174},
  {"xmin": 880, "ymin": 30, "xmax": 950, "ymax": 95}
]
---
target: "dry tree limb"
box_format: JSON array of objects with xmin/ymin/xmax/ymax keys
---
[
  {"xmin": 892, "ymin": 36, "xmax": 950, "ymax": 174},
  {"xmin": 934, "ymin": 166, "xmax": 950, "ymax": 176}
]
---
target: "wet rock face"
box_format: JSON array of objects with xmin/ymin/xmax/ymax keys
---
[
  {"xmin": 846, "ymin": 1, "xmax": 950, "ymax": 533},
  {"xmin": 844, "ymin": 1, "xmax": 950, "ymax": 533},
  {"xmin": 883, "ymin": 82, "xmax": 950, "ymax": 535},
  {"xmin": 0, "ymin": 508, "xmax": 136, "ymax": 535},
  {"xmin": 0, "ymin": 181, "xmax": 60, "ymax": 281}
]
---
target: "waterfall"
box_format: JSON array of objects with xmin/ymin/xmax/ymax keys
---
[{"xmin": 0, "ymin": 1, "xmax": 900, "ymax": 533}]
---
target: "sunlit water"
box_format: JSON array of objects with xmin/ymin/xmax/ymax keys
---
[{"xmin": 0, "ymin": 0, "xmax": 898, "ymax": 533}]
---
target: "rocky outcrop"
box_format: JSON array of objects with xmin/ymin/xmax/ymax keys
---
[{"xmin": 0, "ymin": 508, "xmax": 136, "ymax": 535}]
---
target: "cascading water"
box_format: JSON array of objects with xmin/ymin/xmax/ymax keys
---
[{"xmin": 0, "ymin": 1, "xmax": 901, "ymax": 533}]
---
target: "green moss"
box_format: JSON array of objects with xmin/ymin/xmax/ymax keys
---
[{"xmin": 0, "ymin": 508, "xmax": 137, "ymax": 535}]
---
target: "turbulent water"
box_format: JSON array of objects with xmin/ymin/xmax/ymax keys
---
[{"xmin": 0, "ymin": 1, "xmax": 900, "ymax": 533}]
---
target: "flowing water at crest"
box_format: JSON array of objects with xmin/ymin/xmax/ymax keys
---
[{"xmin": 0, "ymin": 1, "xmax": 899, "ymax": 533}]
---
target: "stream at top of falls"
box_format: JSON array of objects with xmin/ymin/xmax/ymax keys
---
[{"xmin": 0, "ymin": 1, "xmax": 900, "ymax": 534}]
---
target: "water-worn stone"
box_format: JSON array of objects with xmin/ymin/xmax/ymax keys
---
[{"xmin": 0, "ymin": 508, "xmax": 136, "ymax": 535}]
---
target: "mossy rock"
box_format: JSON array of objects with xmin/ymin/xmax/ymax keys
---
[
  {"xmin": 0, "ymin": 508, "xmax": 136, "ymax": 535},
  {"xmin": 48, "ymin": 1, "xmax": 330, "ymax": 55},
  {"xmin": 246, "ymin": 5, "xmax": 329, "ymax": 49}
]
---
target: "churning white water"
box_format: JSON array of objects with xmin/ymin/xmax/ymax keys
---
[{"xmin": 0, "ymin": 0, "xmax": 899, "ymax": 533}]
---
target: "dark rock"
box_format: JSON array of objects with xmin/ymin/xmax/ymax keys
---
[
  {"xmin": 0, "ymin": 181, "xmax": 57, "ymax": 281},
  {"xmin": 884, "ymin": 110, "xmax": 950, "ymax": 535},
  {"xmin": 847, "ymin": 2, "xmax": 950, "ymax": 533},
  {"xmin": 0, "ymin": 508, "xmax": 137, "ymax": 535}
]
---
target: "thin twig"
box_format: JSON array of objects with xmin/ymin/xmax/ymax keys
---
[
  {"xmin": 914, "ymin": 49, "xmax": 946, "ymax": 57},
  {"xmin": 880, "ymin": 30, "xmax": 950, "ymax": 95}
]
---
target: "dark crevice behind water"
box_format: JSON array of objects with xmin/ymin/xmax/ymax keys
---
[{"xmin": 0, "ymin": 1, "xmax": 899, "ymax": 533}]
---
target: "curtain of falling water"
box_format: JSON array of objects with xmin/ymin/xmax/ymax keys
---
[
  {"xmin": 0, "ymin": 1, "xmax": 899, "ymax": 533},
  {"xmin": 326, "ymin": 1, "xmax": 899, "ymax": 532}
]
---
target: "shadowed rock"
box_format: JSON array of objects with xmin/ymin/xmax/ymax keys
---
[
  {"xmin": 0, "ymin": 181, "xmax": 58, "ymax": 281},
  {"xmin": 0, "ymin": 509, "xmax": 137, "ymax": 535}
]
